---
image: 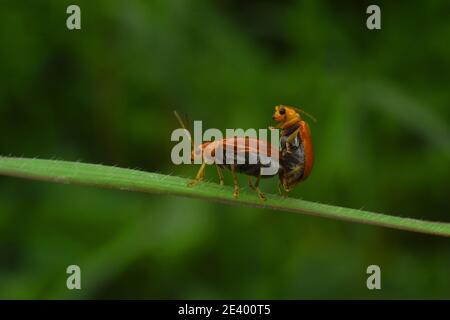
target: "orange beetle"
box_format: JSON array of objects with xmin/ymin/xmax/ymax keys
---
[
  {"xmin": 174, "ymin": 112, "xmax": 277, "ymax": 201},
  {"xmin": 271, "ymin": 105, "xmax": 315, "ymax": 193}
]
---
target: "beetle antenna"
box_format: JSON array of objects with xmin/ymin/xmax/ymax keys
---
[
  {"xmin": 293, "ymin": 107, "xmax": 317, "ymax": 123},
  {"xmin": 173, "ymin": 110, "xmax": 194, "ymax": 149}
]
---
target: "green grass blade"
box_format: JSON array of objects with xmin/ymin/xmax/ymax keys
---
[{"xmin": 0, "ymin": 156, "xmax": 449, "ymax": 237}]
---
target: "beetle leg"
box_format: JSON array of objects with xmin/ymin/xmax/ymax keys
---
[
  {"xmin": 188, "ymin": 163, "xmax": 206, "ymax": 187},
  {"xmin": 285, "ymin": 165, "xmax": 302, "ymax": 178},
  {"xmin": 278, "ymin": 181, "xmax": 284, "ymax": 195},
  {"xmin": 248, "ymin": 177, "xmax": 254, "ymax": 189},
  {"xmin": 285, "ymin": 128, "xmax": 299, "ymax": 154},
  {"xmin": 286, "ymin": 128, "xmax": 299, "ymax": 143},
  {"xmin": 250, "ymin": 175, "xmax": 266, "ymax": 201},
  {"xmin": 248, "ymin": 176, "xmax": 266, "ymax": 201},
  {"xmin": 215, "ymin": 165, "xmax": 224, "ymax": 187},
  {"xmin": 278, "ymin": 181, "xmax": 290, "ymax": 197},
  {"xmin": 230, "ymin": 165, "xmax": 239, "ymax": 198}
]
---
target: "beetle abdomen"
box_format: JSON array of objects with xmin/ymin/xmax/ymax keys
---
[{"xmin": 279, "ymin": 133, "xmax": 305, "ymax": 185}]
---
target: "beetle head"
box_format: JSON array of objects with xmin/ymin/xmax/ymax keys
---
[
  {"xmin": 272, "ymin": 105, "xmax": 300, "ymax": 123},
  {"xmin": 272, "ymin": 105, "xmax": 316, "ymax": 125}
]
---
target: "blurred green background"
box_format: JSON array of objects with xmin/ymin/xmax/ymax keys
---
[{"xmin": 0, "ymin": 0, "xmax": 449, "ymax": 299}]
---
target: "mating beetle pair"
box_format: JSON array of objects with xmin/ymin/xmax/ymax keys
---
[{"xmin": 176, "ymin": 105, "xmax": 314, "ymax": 201}]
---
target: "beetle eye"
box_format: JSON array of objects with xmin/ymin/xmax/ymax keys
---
[{"xmin": 279, "ymin": 107, "xmax": 286, "ymax": 115}]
